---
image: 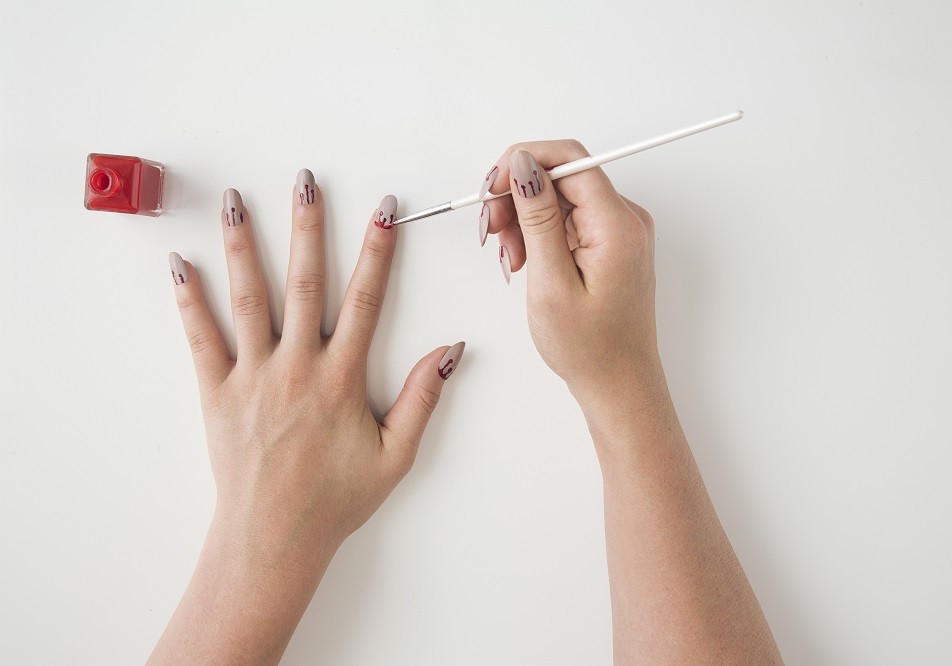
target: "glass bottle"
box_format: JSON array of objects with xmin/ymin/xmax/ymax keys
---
[{"xmin": 84, "ymin": 153, "xmax": 164, "ymax": 216}]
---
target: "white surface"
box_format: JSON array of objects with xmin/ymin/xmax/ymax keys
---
[{"xmin": 2, "ymin": 1, "xmax": 951, "ymax": 663}]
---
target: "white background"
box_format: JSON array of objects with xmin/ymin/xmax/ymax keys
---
[{"xmin": 2, "ymin": 1, "xmax": 950, "ymax": 663}]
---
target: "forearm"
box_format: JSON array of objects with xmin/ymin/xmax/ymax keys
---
[
  {"xmin": 581, "ymin": 378, "xmax": 781, "ymax": 664},
  {"xmin": 148, "ymin": 508, "xmax": 341, "ymax": 665}
]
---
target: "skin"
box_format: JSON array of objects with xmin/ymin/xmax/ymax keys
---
[
  {"xmin": 150, "ymin": 188, "xmax": 457, "ymax": 663},
  {"xmin": 483, "ymin": 142, "xmax": 782, "ymax": 663},
  {"xmin": 150, "ymin": 143, "xmax": 782, "ymax": 664}
]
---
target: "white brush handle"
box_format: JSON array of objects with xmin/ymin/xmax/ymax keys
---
[
  {"xmin": 450, "ymin": 110, "xmax": 743, "ymax": 209},
  {"xmin": 394, "ymin": 110, "xmax": 743, "ymax": 225}
]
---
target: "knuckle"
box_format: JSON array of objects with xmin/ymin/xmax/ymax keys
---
[
  {"xmin": 564, "ymin": 138, "xmax": 590, "ymax": 156},
  {"xmin": 390, "ymin": 442, "xmax": 419, "ymax": 478},
  {"xmin": 199, "ymin": 382, "xmax": 232, "ymax": 416},
  {"xmin": 287, "ymin": 272, "xmax": 325, "ymax": 302},
  {"xmin": 322, "ymin": 369, "xmax": 361, "ymax": 410},
  {"xmin": 415, "ymin": 385, "xmax": 441, "ymax": 416},
  {"xmin": 390, "ymin": 431, "xmax": 419, "ymax": 479},
  {"xmin": 519, "ymin": 204, "xmax": 563, "ymax": 235},
  {"xmin": 348, "ymin": 287, "xmax": 384, "ymax": 318},
  {"xmin": 224, "ymin": 236, "xmax": 251, "ymax": 257},
  {"xmin": 637, "ymin": 205, "xmax": 655, "ymax": 232},
  {"xmin": 186, "ymin": 330, "xmax": 217, "ymax": 356},
  {"xmin": 362, "ymin": 238, "xmax": 391, "ymax": 261},
  {"xmin": 232, "ymin": 291, "xmax": 267, "ymax": 317},
  {"xmin": 295, "ymin": 213, "xmax": 323, "ymax": 234},
  {"xmin": 176, "ymin": 291, "xmax": 199, "ymax": 311}
]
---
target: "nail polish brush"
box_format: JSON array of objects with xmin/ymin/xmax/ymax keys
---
[{"xmin": 393, "ymin": 110, "xmax": 743, "ymax": 226}]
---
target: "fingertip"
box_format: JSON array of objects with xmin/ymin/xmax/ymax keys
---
[
  {"xmin": 479, "ymin": 164, "xmax": 500, "ymax": 199},
  {"xmin": 168, "ymin": 251, "xmax": 188, "ymax": 286},
  {"xmin": 498, "ymin": 223, "xmax": 526, "ymax": 274},
  {"xmin": 222, "ymin": 188, "xmax": 246, "ymax": 227},
  {"xmin": 223, "ymin": 187, "xmax": 242, "ymax": 207},
  {"xmin": 295, "ymin": 168, "xmax": 320, "ymax": 206},
  {"xmin": 437, "ymin": 341, "xmax": 465, "ymax": 381},
  {"xmin": 372, "ymin": 194, "xmax": 398, "ymax": 230}
]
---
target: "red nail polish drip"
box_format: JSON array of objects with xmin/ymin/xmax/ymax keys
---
[
  {"xmin": 375, "ymin": 210, "xmax": 394, "ymax": 229},
  {"xmin": 84, "ymin": 153, "xmax": 164, "ymax": 216},
  {"xmin": 438, "ymin": 359, "xmax": 455, "ymax": 380}
]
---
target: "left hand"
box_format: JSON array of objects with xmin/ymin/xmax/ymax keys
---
[{"xmin": 152, "ymin": 170, "xmax": 464, "ymax": 663}]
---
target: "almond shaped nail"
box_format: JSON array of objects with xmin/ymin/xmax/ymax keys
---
[
  {"xmin": 169, "ymin": 252, "xmax": 188, "ymax": 285},
  {"xmin": 296, "ymin": 168, "xmax": 316, "ymax": 205},
  {"xmin": 509, "ymin": 151, "xmax": 543, "ymax": 198},
  {"xmin": 223, "ymin": 188, "xmax": 245, "ymax": 226},
  {"xmin": 374, "ymin": 194, "xmax": 398, "ymax": 229},
  {"xmin": 438, "ymin": 341, "xmax": 466, "ymax": 380},
  {"xmin": 478, "ymin": 165, "xmax": 499, "ymax": 200},
  {"xmin": 478, "ymin": 204, "xmax": 490, "ymax": 247},
  {"xmin": 499, "ymin": 245, "xmax": 511, "ymax": 284}
]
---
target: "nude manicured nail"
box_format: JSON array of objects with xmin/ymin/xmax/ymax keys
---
[
  {"xmin": 223, "ymin": 188, "xmax": 245, "ymax": 226},
  {"xmin": 169, "ymin": 252, "xmax": 188, "ymax": 285},
  {"xmin": 296, "ymin": 168, "xmax": 316, "ymax": 205},
  {"xmin": 478, "ymin": 204, "xmax": 490, "ymax": 247},
  {"xmin": 500, "ymin": 245, "xmax": 511, "ymax": 284},
  {"xmin": 479, "ymin": 165, "xmax": 499, "ymax": 200},
  {"xmin": 509, "ymin": 151, "xmax": 543, "ymax": 198},
  {"xmin": 374, "ymin": 194, "xmax": 397, "ymax": 229},
  {"xmin": 438, "ymin": 341, "xmax": 466, "ymax": 380}
]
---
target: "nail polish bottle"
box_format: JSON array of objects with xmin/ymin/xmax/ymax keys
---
[{"xmin": 84, "ymin": 153, "xmax": 165, "ymax": 216}]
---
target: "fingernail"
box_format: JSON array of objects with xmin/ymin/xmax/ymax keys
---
[
  {"xmin": 438, "ymin": 341, "xmax": 466, "ymax": 380},
  {"xmin": 169, "ymin": 252, "xmax": 188, "ymax": 285},
  {"xmin": 296, "ymin": 168, "xmax": 316, "ymax": 205},
  {"xmin": 478, "ymin": 204, "xmax": 490, "ymax": 247},
  {"xmin": 499, "ymin": 245, "xmax": 511, "ymax": 284},
  {"xmin": 373, "ymin": 194, "xmax": 397, "ymax": 229},
  {"xmin": 223, "ymin": 188, "xmax": 245, "ymax": 226},
  {"xmin": 509, "ymin": 151, "xmax": 543, "ymax": 198},
  {"xmin": 478, "ymin": 165, "xmax": 499, "ymax": 200}
]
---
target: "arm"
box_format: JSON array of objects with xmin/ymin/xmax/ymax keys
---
[
  {"xmin": 585, "ymin": 377, "xmax": 780, "ymax": 663},
  {"xmin": 479, "ymin": 143, "xmax": 781, "ymax": 663},
  {"xmin": 150, "ymin": 179, "xmax": 465, "ymax": 663}
]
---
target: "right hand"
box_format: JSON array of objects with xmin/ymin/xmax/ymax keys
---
[{"xmin": 478, "ymin": 141, "xmax": 666, "ymax": 414}]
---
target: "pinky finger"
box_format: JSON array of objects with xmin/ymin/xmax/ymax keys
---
[{"xmin": 169, "ymin": 252, "xmax": 232, "ymax": 393}]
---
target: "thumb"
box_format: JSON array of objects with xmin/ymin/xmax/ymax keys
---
[
  {"xmin": 380, "ymin": 341, "xmax": 466, "ymax": 474},
  {"xmin": 508, "ymin": 150, "xmax": 579, "ymax": 288}
]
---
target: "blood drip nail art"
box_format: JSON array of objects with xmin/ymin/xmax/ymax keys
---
[
  {"xmin": 478, "ymin": 203, "xmax": 490, "ymax": 247},
  {"xmin": 223, "ymin": 188, "xmax": 245, "ymax": 226},
  {"xmin": 374, "ymin": 194, "xmax": 398, "ymax": 229},
  {"xmin": 479, "ymin": 165, "xmax": 499, "ymax": 200},
  {"xmin": 296, "ymin": 168, "xmax": 316, "ymax": 205},
  {"xmin": 169, "ymin": 252, "xmax": 188, "ymax": 285},
  {"xmin": 509, "ymin": 151, "xmax": 543, "ymax": 198},
  {"xmin": 500, "ymin": 245, "xmax": 512, "ymax": 284},
  {"xmin": 437, "ymin": 341, "xmax": 466, "ymax": 380}
]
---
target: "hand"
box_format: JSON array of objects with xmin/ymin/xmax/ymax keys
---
[
  {"xmin": 478, "ymin": 142, "xmax": 662, "ymax": 413},
  {"xmin": 480, "ymin": 144, "xmax": 781, "ymax": 663},
  {"xmin": 153, "ymin": 172, "xmax": 465, "ymax": 663}
]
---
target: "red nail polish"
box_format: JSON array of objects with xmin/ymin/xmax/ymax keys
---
[{"xmin": 84, "ymin": 153, "xmax": 164, "ymax": 216}]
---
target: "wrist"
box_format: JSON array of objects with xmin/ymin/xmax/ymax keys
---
[
  {"xmin": 206, "ymin": 503, "xmax": 344, "ymax": 582},
  {"xmin": 570, "ymin": 358, "xmax": 683, "ymax": 470},
  {"xmin": 150, "ymin": 511, "xmax": 343, "ymax": 665}
]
